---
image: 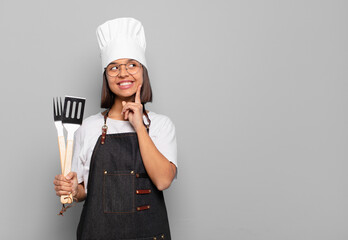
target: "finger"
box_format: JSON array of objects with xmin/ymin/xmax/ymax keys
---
[
  {"xmin": 121, "ymin": 103, "xmax": 132, "ymax": 115},
  {"xmin": 122, "ymin": 104, "xmax": 139, "ymax": 115},
  {"xmin": 65, "ymin": 171, "xmax": 76, "ymax": 180},
  {"xmin": 55, "ymin": 178, "xmax": 73, "ymax": 185},
  {"xmin": 125, "ymin": 109, "xmax": 129, "ymax": 120},
  {"xmin": 55, "ymin": 185, "xmax": 73, "ymax": 192},
  {"xmin": 124, "ymin": 102, "xmax": 141, "ymax": 107},
  {"xmin": 55, "ymin": 180, "xmax": 73, "ymax": 187},
  {"xmin": 55, "ymin": 174, "xmax": 64, "ymax": 180},
  {"xmin": 56, "ymin": 174, "xmax": 69, "ymax": 182},
  {"xmin": 121, "ymin": 101, "xmax": 126, "ymax": 114},
  {"xmin": 122, "ymin": 102, "xmax": 142, "ymax": 113},
  {"xmin": 124, "ymin": 108, "xmax": 131, "ymax": 120},
  {"xmin": 122, "ymin": 109, "xmax": 129, "ymax": 120},
  {"xmin": 124, "ymin": 110, "xmax": 129, "ymax": 120},
  {"xmin": 57, "ymin": 190, "xmax": 72, "ymax": 196},
  {"xmin": 135, "ymin": 85, "xmax": 142, "ymax": 103}
]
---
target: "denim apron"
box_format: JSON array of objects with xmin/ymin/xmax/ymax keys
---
[{"xmin": 77, "ymin": 109, "xmax": 171, "ymax": 240}]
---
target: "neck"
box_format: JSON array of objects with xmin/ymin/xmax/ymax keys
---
[
  {"xmin": 114, "ymin": 96, "xmax": 134, "ymax": 111},
  {"xmin": 104, "ymin": 96, "xmax": 148, "ymax": 120}
]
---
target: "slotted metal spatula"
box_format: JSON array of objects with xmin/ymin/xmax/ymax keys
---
[{"xmin": 61, "ymin": 95, "xmax": 86, "ymax": 204}]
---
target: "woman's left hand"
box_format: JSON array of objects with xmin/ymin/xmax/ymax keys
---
[{"xmin": 121, "ymin": 85, "xmax": 145, "ymax": 132}]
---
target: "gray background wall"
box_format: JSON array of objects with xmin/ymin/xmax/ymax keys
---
[{"xmin": 1, "ymin": 0, "xmax": 347, "ymax": 239}]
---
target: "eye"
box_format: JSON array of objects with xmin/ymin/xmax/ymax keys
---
[
  {"xmin": 126, "ymin": 62, "xmax": 136, "ymax": 68},
  {"xmin": 109, "ymin": 65, "xmax": 119, "ymax": 71}
]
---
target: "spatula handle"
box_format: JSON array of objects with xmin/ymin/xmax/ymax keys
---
[
  {"xmin": 60, "ymin": 139, "xmax": 74, "ymax": 204},
  {"xmin": 58, "ymin": 136, "xmax": 66, "ymax": 174}
]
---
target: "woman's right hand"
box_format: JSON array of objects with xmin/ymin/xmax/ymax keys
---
[{"xmin": 53, "ymin": 172, "xmax": 78, "ymax": 198}]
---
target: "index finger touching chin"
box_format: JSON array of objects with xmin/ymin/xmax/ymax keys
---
[{"xmin": 135, "ymin": 84, "xmax": 142, "ymax": 103}]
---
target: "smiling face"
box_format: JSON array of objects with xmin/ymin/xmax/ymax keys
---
[{"xmin": 105, "ymin": 58, "xmax": 144, "ymax": 101}]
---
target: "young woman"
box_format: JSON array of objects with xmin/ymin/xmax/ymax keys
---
[{"xmin": 53, "ymin": 17, "xmax": 177, "ymax": 240}]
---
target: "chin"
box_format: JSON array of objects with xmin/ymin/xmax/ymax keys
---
[
  {"xmin": 111, "ymin": 84, "xmax": 139, "ymax": 99},
  {"xmin": 114, "ymin": 91, "xmax": 135, "ymax": 99}
]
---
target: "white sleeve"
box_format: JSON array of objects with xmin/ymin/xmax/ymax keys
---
[
  {"xmin": 71, "ymin": 127, "xmax": 84, "ymax": 184},
  {"xmin": 154, "ymin": 117, "xmax": 178, "ymax": 181}
]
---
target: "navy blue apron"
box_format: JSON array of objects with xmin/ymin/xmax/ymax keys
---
[{"xmin": 77, "ymin": 109, "xmax": 171, "ymax": 239}]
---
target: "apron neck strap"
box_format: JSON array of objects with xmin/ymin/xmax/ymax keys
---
[{"xmin": 104, "ymin": 108, "xmax": 110, "ymax": 125}]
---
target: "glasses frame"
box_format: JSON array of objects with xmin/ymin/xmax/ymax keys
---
[{"xmin": 104, "ymin": 60, "xmax": 143, "ymax": 77}]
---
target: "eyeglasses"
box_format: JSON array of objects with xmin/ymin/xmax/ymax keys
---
[{"xmin": 105, "ymin": 60, "xmax": 142, "ymax": 77}]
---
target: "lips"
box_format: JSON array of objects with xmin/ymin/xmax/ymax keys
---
[
  {"xmin": 117, "ymin": 80, "xmax": 134, "ymax": 89},
  {"xmin": 117, "ymin": 80, "xmax": 134, "ymax": 85}
]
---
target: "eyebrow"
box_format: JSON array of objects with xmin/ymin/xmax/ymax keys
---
[{"xmin": 109, "ymin": 59, "xmax": 136, "ymax": 65}]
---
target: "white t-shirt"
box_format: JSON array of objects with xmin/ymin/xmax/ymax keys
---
[{"xmin": 71, "ymin": 111, "xmax": 178, "ymax": 194}]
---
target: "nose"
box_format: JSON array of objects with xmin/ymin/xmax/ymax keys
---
[{"xmin": 118, "ymin": 65, "xmax": 129, "ymax": 77}]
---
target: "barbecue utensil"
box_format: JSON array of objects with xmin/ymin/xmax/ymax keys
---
[
  {"xmin": 53, "ymin": 97, "xmax": 66, "ymax": 174},
  {"xmin": 61, "ymin": 95, "xmax": 86, "ymax": 204}
]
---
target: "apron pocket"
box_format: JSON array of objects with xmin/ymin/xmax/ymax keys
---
[{"xmin": 103, "ymin": 170, "xmax": 135, "ymax": 213}]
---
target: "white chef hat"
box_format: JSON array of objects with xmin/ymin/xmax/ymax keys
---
[{"xmin": 96, "ymin": 17, "xmax": 147, "ymax": 70}]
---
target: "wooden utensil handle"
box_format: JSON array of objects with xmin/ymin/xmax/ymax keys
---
[
  {"xmin": 61, "ymin": 139, "xmax": 74, "ymax": 204},
  {"xmin": 58, "ymin": 136, "xmax": 66, "ymax": 174}
]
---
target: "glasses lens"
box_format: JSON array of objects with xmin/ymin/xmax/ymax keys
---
[
  {"xmin": 126, "ymin": 61, "xmax": 141, "ymax": 75},
  {"xmin": 106, "ymin": 64, "xmax": 119, "ymax": 77}
]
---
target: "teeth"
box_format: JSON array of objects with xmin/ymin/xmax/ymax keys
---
[{"xmin": 119, "ymin": 82, "xmax": 133, "ymax": 86}]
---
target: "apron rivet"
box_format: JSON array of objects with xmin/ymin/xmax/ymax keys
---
[
  {"xmin": 104, "ymin": 170, "xmax": 107, "ymax": 174},
  {"xmin": 161, "ymin": 234, "xmax": 164, "ymax": 238},
  {"xmin": 153, "ymin": 237, "xmax": 156, "ymax": 240},
  {"xmin": 130, "ymin": 170, "xmax": 134, "ymax": 175}
]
